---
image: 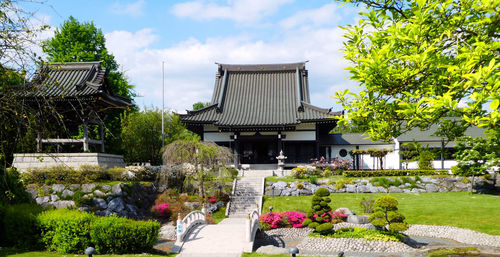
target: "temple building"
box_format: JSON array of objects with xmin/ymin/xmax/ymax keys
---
[
  {"xmin": 179, "ymin": 62, "xmax": 341, "ymax": 168},
  {"xmin": 12, "ymin": 62, "xmax": 133, "ymax": 170}
]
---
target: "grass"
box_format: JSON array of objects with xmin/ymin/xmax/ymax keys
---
[
  {"xmin": 265, "ymin": 175, "xmax": 342, "ymax": 183},
  {"xmin": 0, "ymin": 248, "xmax": 176, "ymax": 257},
  {"xmin": 427, "ymin": 247, "xmax": 479, "ymax": 257},
  {"xmin": 211, "ymin": 206, "xmax": 227, "ymax": 224},
  {"xmin": 263, "ymin": 192, "xmax": 500, "ymax": 235},
  {"xmin": 241, "ymin": 253, "xmax": 291, "ymax": 257}
]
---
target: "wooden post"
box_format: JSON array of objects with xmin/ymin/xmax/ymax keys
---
[
  {"xmin": 36, "ymin": 132, "xmax": 42, "ymax": 152},
  {"xmin": 233, "ymin": 133, "xmax": 239, "ymax": 168},
  {"xmin": 83, "ymin": 120, "xmax": 89, "ymax": 152},
  {"xmin": 99, "ymin": 124, "xmax": 105, "ymax": 153}
]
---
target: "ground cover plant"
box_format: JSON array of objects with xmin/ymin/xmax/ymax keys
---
[
  {"xmin": 0, "ymin": 247, "xmax": 175, "ymax": 257},
  {"xmin": 310, "ymin": 227, "xmax": 403, "ymax": 242},
  {"xmin": 263, "ymin": 192, "xmax": 500, "ymax": 235}
]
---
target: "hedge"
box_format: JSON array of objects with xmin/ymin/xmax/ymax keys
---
[
  {"xmin": 36, "ymin": 209, "xmax": 160, "ymax": 254},
  {"xmin": 0, "ymin": 204, "xmax": 43, "ymax": 249},
  {"xmin": 343, "ymin": 170, "xmax": 446, "ymax": 177},
  {"xmin": 90, "ymin": 215, "xmax": 160, "ymax": 254}
]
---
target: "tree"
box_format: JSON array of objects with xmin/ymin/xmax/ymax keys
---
[
  {"xmin": 42, "ymin": 16, "xmax": 136, "ymax": 155},
  {"xmin": 400, "ymin": 141, "xmax": 421, "ymax": 169},
  {"xmin": 192, "ymin": 102, "xmax": 211, "ymax": 111},
  {"xmin": 0, "ymin": 0, "xmax": 51, "ymax": 166},
  {"xmin": 366, "ymin": 148, "xmax": 393, "ymax": 170},
  {"xmin": 334, "ymin": 0, "xmax": 499, "ymax": 142},
  {"xmin": 163, "ymin": 140, "xmax": 232, "ymax": 198},
  {"xmin": 369, "ymin": 195, "xmax": 408, "ymax": 233},
  {"xmin": 121, "ymin": 109, "xmax": 198, "ymax": 165}
]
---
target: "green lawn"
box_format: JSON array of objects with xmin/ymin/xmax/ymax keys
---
[
  {"xmin": 0, "ymin": 248, "xmax": 176, "ymax": 257},
  {"xmin": 263, "ymin": 192, "xmax": 500, "ymax": 235}
]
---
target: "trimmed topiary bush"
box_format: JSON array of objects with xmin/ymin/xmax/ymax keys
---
[
  {"xmin": 296, "ymin": 183, "xmax": 305, "ymax": 190},
  {"xmin": 306, "ymin": 187, "xmax": 333, "ymax": 233},
  {"xmin": 369, "ymin": 196, "xmax": 408, "ymax": 233},
  {"xmin": 315, "ymin": 222, "xmax": 333, "ymax": 235}
]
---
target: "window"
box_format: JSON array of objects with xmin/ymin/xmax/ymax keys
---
[{"xmin": 339, "ymin": 149, "xmax": 348, "ymax": 157}]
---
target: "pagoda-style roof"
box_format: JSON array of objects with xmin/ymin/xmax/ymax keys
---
[
  {"xmin": 180, "ymin": 62, "xmax": 340, "ymax": 128},
  {"xmin": 21, "ymin": 61, "xmax": 133, "ymax": 109}
]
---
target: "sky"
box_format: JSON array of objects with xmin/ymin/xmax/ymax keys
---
[{"xmin": 31, "ymin": 0, "xmax": 364, "ymax": 113}]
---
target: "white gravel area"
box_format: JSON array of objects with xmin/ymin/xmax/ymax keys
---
[
  {"xmin": 404, "ymin": 225, "xmax": 500, "ymax": 247},
  {"xmin": 263, "ymin": 227, "xmax": 313, "ymax": 239},
  {"xmin": 297, "ymin": 237, "xmax": 416, "ymax": 253},
  {"xmin": 159, "ymin": 224, "xmax": 176, "ymax": 240},
  {"xmin": 333, "ymin": 222, "xmax": 376, "ymax": 230}
]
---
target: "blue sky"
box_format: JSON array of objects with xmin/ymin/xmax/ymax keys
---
[{"xmin": 34, "ymin": 0, "xmax": 363, "ymax": 113}]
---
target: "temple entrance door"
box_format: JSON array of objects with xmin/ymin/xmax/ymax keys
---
[{"xmin": 238, "ymin": 136, "xmax": 277, "ymax": 164}]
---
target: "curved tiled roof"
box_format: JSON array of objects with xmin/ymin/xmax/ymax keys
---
[{"xmin": 180, "ymin": 62, "xmax": 339, "ymax": 127}]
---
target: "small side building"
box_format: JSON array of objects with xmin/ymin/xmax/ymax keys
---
[
  {"xmin": 12, "ymin": 62, "xmax": 133, "ymax": 170},
  {"xmin": 180, "ymin": 62, "xmax": 341, "ymax": 168}
]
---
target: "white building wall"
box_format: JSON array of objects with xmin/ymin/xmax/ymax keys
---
[
  {"xmin": 283, "ymin": 131, "xmax": 315, "ymax": 141},
  {"xmin": 204, "ymin": 132, "xmax": 231, "ymax": 142},
  {"xmin": 330, "ymin": 144, "xmax": 399, "ymax": 170}
]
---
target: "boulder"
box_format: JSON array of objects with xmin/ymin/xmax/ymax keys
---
[
  {"xmin": 95, "ymin": 210, "xmax": 113, "ymax": 216},
  {"xmin": 438, "ymin": 187, "xmax": 449, "ymax": 192},
  {"xmin": 291, "ymin": 190, "xmax": 300, "ymax": 196},
  {"xmin": 356, "ymin": 185, "xmax": 370, "ymax": 193},
  {"xmin": 298, "ymin": 188, "xmax": 312, "ymax": 196},
  {"xmin": 36, "ymin": 196, "xmax": 50, "ymax": 205},
  {"xmin": 78, "ymin": 206, "xmax": 91, "ymax": 212},
  {"xmin": 93, "ymin": 190, "xmax": 106, "ymax": 197},
  {"xmin": 184, "ymin": 202, "xmax": 201, "ymax": 209},
  {"xmin": 425, "ymin": 184, "xmax": 438, "ymax": 193},
  {"xmin": 335, "ymin": 208, "xmax": 353, "ymax": 216},
  {"xmin": 82, "ymin": 183, "xmax": 96, "ymax": 193},
  {"xmin": 256, "ymin": 245, "xmax": 288, "ymax": 255},
  {"xmin": 345, "ymin": 184, "xmax": 356, "ymax": 193},
  {"xmin": 112, "ymin": 183, "xmax": 124, "ymax": 196},
  {"xmin": 272, "ymin": 181, "xmax": 288, "ymax": 190},
  {"xmin": 50, "ymin": 194, "xmax": 60, "ymax": 202},
  {"xmin": 61, "ymin": 189, "xmax": 74, "ymax": 198},
  {"xmin": 25, "ymin": 187, "xmax": 39, "ymax": 199},
  {"xmin": 108, "ymin": 197, "xmax": 125, "ymax": 212},
  {"xmin": 41, "ymin": 185, "xmax": 51, "ymax": 195},
  {"xmin": 52, "ymin": 200, "xmax": 75, "ymax": 209},
  {"xmin": 281, "ymin": 188, "xmax": 293, "ymax": 196},
  {"xmin": 52, "ymin": 184, "xmax": 65, "ymax": 193},
  {"xmin": 101, "ymin": 185, "xmax": 112, "ymax": 191},
  {"xmin": 93, "ymin": 198, "xmax": 108, "ymax": 209},
  {"xmin": 265, "ymin": 188, "xmax": 282, "ymax": 196},
  {"xmin": 347, "ymin": 215, "xmax": 369, "ymax": 224},
  {"xmin": 388, "ymin": 186, "xmax": 403, "ymax": 193},
  {"xmin": 69, "ymin": 184, "xmax": 81, "ymax": 191}
]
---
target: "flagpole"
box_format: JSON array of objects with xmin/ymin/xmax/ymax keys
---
[{"xmin": 162, "ymin": 61, "xmax": 165, "ymax": 149}]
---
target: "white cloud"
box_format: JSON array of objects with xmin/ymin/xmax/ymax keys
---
[
  {"xmin": 279, "ymin": 3, "xmax": 341, "ymax": 30},
  {"xmin": 110, "ymin": 0, "xmax": 145, "ymax": 17},
  {"xmin": 105, "ymin": 24, "xmax": 354, "ymax": 113},
  {"xmin": 171, "ymin": 0, "xmax": 293, "ymax": 24}
]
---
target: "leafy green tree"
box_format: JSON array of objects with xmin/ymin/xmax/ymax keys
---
[
  {"xmin": 453, "ymin": 131, "xmax": 500, "ymax": 193},
  {"xmin": 163, "ymin": 140, "xmax": 232, "ymax": 198},
  {"xmin": 334, "ymin": 0, "xmax": 499, "ymax": 142},
  {"xmin": 400, "ymin": 141, "xmax": 421, "ymax": 170},
  {"xmin": 121, "ymin": 109, "xmax": 198, "ymax": 165},
  {"xmin": 42, "ymin": 16, "xmax": 136, "ymax": 155},
  {"xmin": 192, "ymin": 102, "xmax": 211, "ymax": 111}
]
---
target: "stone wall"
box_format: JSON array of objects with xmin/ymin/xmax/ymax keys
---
[
  {"xmin": 265, "ymin": 176, "xmax": 491, "ymax": 196},
  {"xmin": 13, "ymin": 153, "xmax": 126, "ymax": 171},
  {"xmin": 26, "ymin": 182, "xmax": 159, "ymax": 219}
]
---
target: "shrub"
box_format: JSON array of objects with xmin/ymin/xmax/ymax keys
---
[
  {"xmin": 296, "ymin": 183, "xmax": 305, "ymax": 190},
  {"xmin": 308, "ymin": 222, "xmax": 319, "ymax": 229},
  {"xmin": 344, "ymin": 169, "xmax": 443, "ymax": 177},
  {"xmin": 1, "ymin": 167, "xmax": 32, "ymax": 205},
  {"xmin": 309, "ymin": 175, "xmax": 318, "ymax": 185},
  {"xmin": 315, "ymin": 223, "xmax": 333, "ymax": 235},
  {"xmin": 214, "ymin": 191, "xmax": 230, "ymax": 203},
  {"xmin": 259, "ymin": 211, "xmax": 306, "ymax": 229},
  {"xmin": 314, "ymin": 187, "xmax": 330, "ymax": 197},
  {"xmin": 38, "ymin": 209, "xmax": 95, "ymax": 253},
  {"xmin": 0, "ymin": 204, "xmax": 43, "ymax": 249},
  {"xmin": 418, "ymin": 150, "xmax": 435, "ymax": 170},
  {"xmin": 360, "ymin": 197, "xmax": 375, "ymax": 214},
  {"xmin": 259, "ymin": 212, "xmax": 283, "ymax": 229},
  {"xmin": 306, "ymin": 187, "xmax": 332, "ymax": 233},
  {"xmin": 369, "ymin": 196, "xmax": 408, "ymax": 233},
  {"xmin": 302, "ymin": 218, "xmax": 312, "ymax": 227},
  {"xmin": 259, "ymin": 221, "xmax": 271, "ymax": 231},
  {"xmin": 152, "ymin": 203, "xmax": 171, "ymax": 219},
  {"xmin": 90, "ymin": 216, "xmax": 159, "ymax": 254}
]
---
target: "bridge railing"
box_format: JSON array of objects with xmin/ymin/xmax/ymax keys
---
[
  {"xmin": 176, "ymin": 209, "xmax": 206, "ymax": 243},
  {"xmin": 245, "ymin": 208, "xmax": 260, "ymax": 242}
]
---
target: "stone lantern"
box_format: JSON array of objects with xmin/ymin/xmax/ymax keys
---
[{"xmin": 276, "ymin": 150, "xmax": 287, "ymax": 177}]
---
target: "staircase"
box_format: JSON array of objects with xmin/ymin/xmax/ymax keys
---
[{"xmin": 228, "ymin": 177, "xmax": 264, "ymax": 217}]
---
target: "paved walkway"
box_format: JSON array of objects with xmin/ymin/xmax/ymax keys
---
[{"xmin": 177, "ymin": 218, "xmax": 252, "ymax": 257}]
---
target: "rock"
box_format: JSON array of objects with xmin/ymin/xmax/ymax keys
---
[
  {"xmin": 291, "ymin": 190, "xmax": 299, "ymax": 196},
  {"xmin": 265, "ymin": 188, "xmax": 282, "ymax": 196},
  {"xmin": 78, "ymin": 206, "xmax": 91, "ymax": 212},
  {"xmin": 335, "ymin": 208, "xmax": 353, "ymax": 216},
  {"xmin": 61, "ymin": 189, "xmax": 74, "ymax": 198},
  {"xmin": 108, "ymin": 197, "xmax": 125, "ymax": 212},
  {"xmin": 272, "ymin": 181, "xmax": 288, "ymax": 190},
  {"xmin": 52, "ymin": 200, "xmax": 75, "ymax": 209},
  {"xmin": 69, "ymin": 184, "xmax": 81, "ymax": 191},
  {"xmin": 438, "ymin": 187, "xmax": 449, "ymax": 192},
  {"xmin": 82, "ymin": 183, "xmax": 96, "ymax": 193},
  {"xmin": 25, "ymin": 188, "xmax": 39, "ymax": 199},
  {"xmin": 388, "ymin": 186, "xmax": 403, "ymax": 193},
  {"xmin": 298, "ymin": 188, "xmax": 312, "ymax": 195},
  {"xmin": 205, "ymin": 203, "xmax": 217, "ymax": 213},
  {"xmin": 430, "ymin": 179, "xmax": 439, "ymax": 184},
  {"xmin": 42, "ymin": 185, "xmax": 51, "ymax": 194},
  {"xmin": 50, "ymin": 194, "xmax": 59, "ymax": 202},
  {"xmin": 118, "ymin": 210, "xmax": 128, "ymax": 217},
  {"xmin": 256, "ymin": 245, "xmax": 288, "ymax": 255},
  {"xmin": 347, "ymin": 215, "xmax": 369, "ymax": 224},
  {"xmin": 112, "ymin": 183, "xmax": 124, "ymax": 196},
  {"xmin": 425, "ymin": 184, "xmax": 438, "ymax": 193},
  {"xmin": 93, "ymin": 198, "xmax": 108, "ymax": 209},
  {"xmin": 346, "ymin": 184, "xmax": 356, "ymax": 193},
  {"xmin": 365, "ymin": 223, "xmax": 377, "ymax": 230},
  {"xmin": 356, "ymin": 185, "xmax": 370, "ymax": 193},
  {"xmin": 126, "ymin": 204, "xmax": 138, "ymax": 218},
  {"xmin": 95, "ymin": 210, "xmax": 112, "ymax": 216},
  {"xmin": 184, "ymin": 202, "xmax": 201, "ymax": 209},
  {"xmin": 403, "ymin": 189, "xmax": 411, "ymax": 193},
  {"xmin": 93, "ymin": 190, "xmax": 106, "ymax": 197},
  {"xmin": 411, "ymin": 188, "xmax": 420, "ymax": 193},
  {"xmin": 455, "ymin": 182, "xmax": 468, "ymax": 189},
  {"xmin": 52, "ymin": 184, "xmax": 65, "ymax": 193},
  {"xmin": 101, "ymin": 185, "xmax": 112, "ymax": 191},
  {"xmin": 281, "ymin": 188, "xmax": 293, "ymax": 196},
  {"xmin": 36, "ymin": 196, "xmax": 50, "ymax": 205},
  {"xmin": 216, "ymin": 201, "xmax": 225, "ymax": 208},
  {"xmin": 421, "ymin": 176, "xmax": 432, "ymax": 183}
]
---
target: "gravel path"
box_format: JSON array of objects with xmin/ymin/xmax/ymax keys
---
[
  {"xmin": 404, "ymin": 225, "xmax": 500, "ymax": 247},
  {"xmin": 297, "ymin": 237, "xmax": 416, "ymax": 253},
  {"xmin": 159, "ymin": 224, "xmax": 176, "ymax": 240}
]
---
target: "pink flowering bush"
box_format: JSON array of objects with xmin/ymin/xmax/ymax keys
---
[
  {"xmin": 259, "ymin": 211, "xmax": 307, "ymax": 230},
  {"xmin": 153, "ymin": 203, "xmax": 171, "ymax": 219},
  {"xmin": 205, "ymin": 195, "xmax": 216, "ymax": 203}
]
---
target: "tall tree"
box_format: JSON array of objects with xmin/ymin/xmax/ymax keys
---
[
  {"xmin": 42, "ymin": 17, "xmax": 136, "ymax": 154},
  {"xmin": 333, "ymin": 0, "xmax": 499, "ymax": 142},
  {"xmin": 192, "ymin": 101, "xmax": 211, "ymax": 111}
]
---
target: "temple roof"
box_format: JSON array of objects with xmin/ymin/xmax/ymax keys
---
[
  {"xmin": 21, "ymin": 61, "xmax": 133, "ymax": 108},
  {"xmin": 180, "ymin": 62, "xmax": 340, "ymax": 127}
]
